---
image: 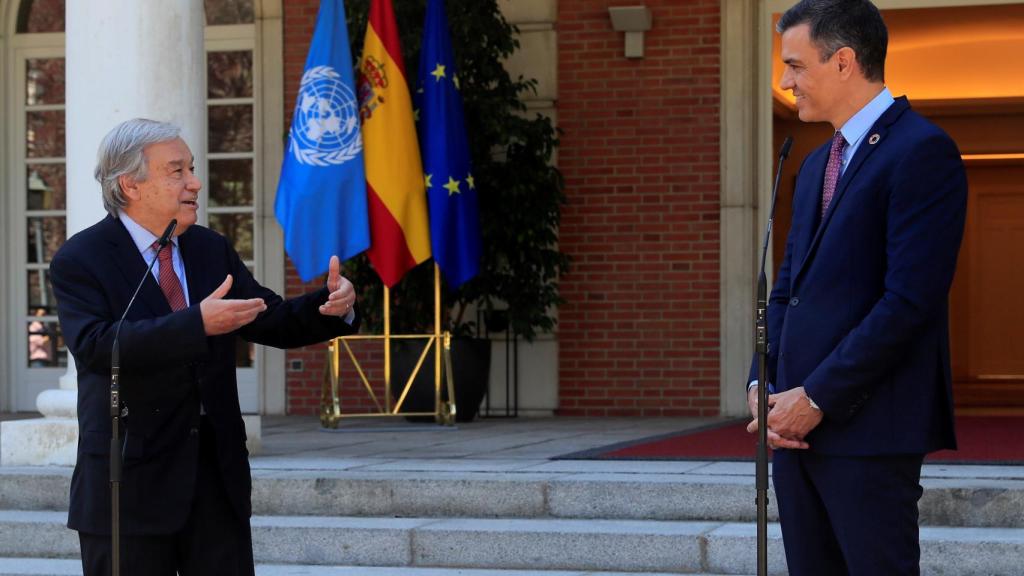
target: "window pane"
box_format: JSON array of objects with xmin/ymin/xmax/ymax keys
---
[
  {"xmin": 209, "ymin": 159, "xmax": 253, "ymax": 207},
  {"xmin": 26, "ymin": 58, "xmax": 66, "ymax": 105},
  {"xmin": 208, "ymin": 51, "xmax": 253, "ymax": 99},
  {"xmin": 27, "ymin": 164, "xmax": 66, "ymax": 210},
  {"xmin": 16, "ymin": 0, "xmax": 65, "ymax": 33},
  {"xmin": 27, "ymin": 110, "xmax": 66, "ymax": 158},
  {"xmin": 27, "ymin": 216, "xmax": 65, "ymax": 264},
  {"xmin": 27, "ymin": 270, "xmax": 57, "ymax": 312},
  {"xmin": 209, "ymin": 105, "xmax": 253, "ymax": 153},
  {"xmin": 209, "ymin": 213, "xmax": 254, "ymax": 260},
  {"xmin": 204, "ymin": 0, "xmax": 254, "ymax": 25},
  {"xmin": 27, "ymin": 319, "xmax": 65, "ymax": 368}
]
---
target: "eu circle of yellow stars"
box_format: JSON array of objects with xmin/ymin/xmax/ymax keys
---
[
  {"xmin": 419, "ymin": 61, "xmax": 471, "ymax": 197},
  {"xmin": 425, "ymin": 172, "xmax": 475, "ymax": 197},
  {"xmin": 429, "ymin": 63, "xmax": 460, "ymax": 89},
  {"xmin": 415, "ymin": 63, "xmax": 461, "ymax": 122}
]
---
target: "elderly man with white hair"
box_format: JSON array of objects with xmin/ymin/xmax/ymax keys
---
[{"xmin": 51, "ymin": 118, "xmax": 359, "ymax": 576}]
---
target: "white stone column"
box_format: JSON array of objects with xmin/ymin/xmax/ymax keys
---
[
  {"xmin": 492, "ymin": 0, "xmax": 561, "ymax": 416},
  {"xmin": 1, "ymin": 0, "xmax": 207, "ymax": 466},
  {"xmin": 719, "ymin": 0, "xmax": 767, "ymax": 417}
]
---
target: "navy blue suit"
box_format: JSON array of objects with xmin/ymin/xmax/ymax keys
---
[
  {"xmin": 51, "ymin": 215, "xmax": 356, "ymax": 573},
  {"xmin": 751, "ymin": 97, "xmax": 967, "ymax": 574}
]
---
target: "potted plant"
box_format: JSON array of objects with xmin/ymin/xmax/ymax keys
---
[{"xmin": 341, "ymin": 0, "xmax": 570, "ymax": 422}]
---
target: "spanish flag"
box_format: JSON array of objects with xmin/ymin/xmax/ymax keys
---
[{"xmin": 358, "ymin": 0, "xmax": 431, "ymax": 287}]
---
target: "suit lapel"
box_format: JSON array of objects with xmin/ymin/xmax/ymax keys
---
[
  {"xmin": 178, "ymin": 228, "xmax": 210, "ymax": 304},
  {"xmin": 791, "ymin": 97, "xmax": 911, "ymax": 285},
  {"xmin": 791, "ymin": 148, "xmax": 828, "ymax": 280},
  {"xmin": 102, "ymin": 216, "xmax": 172, "ymax": 317}
]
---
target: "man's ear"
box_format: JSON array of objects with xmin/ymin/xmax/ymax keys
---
[
  {"xmin": 119, "ymin": 174, "xmax": 140, "ymax": 201},
  {"xmin": 834, "ymin": 46, "xmax": 856, "ymax": 80}
]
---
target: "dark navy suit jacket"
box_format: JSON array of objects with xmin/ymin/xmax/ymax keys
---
[
  {"xmin": 750, "ymin": 97, "xmax": 967, "ymax": 456},
  {"xmin": 51, "ymin": 215, "xmax": 356, "ymax": 534}
]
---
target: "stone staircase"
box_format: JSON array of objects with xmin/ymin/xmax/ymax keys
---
[{"xmin": 0, "ymin": 461, "xmax": 1022, "ymax": 575}]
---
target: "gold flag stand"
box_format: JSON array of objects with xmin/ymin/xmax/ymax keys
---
[{"xmin": 320, "ymin": 264, "xmax": 457, "ymax": 427}]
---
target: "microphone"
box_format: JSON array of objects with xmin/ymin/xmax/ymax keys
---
[
  {"xmin": 779, "ymin": 135, "xmax": 793, "ymax": 161},
  {"xmin": 156, "ymin": 218, "xmax": 177, "ymax": 248},
  {"xmin": 108, "ymin": 217, "xmax": 175, "ymax": 576},
  {"xmin": 754, "ymin": 136, "xmax": 793, "ymax": 576},
  {"xmin": 761, "ymin": 136, "xmax": 794, "ymax": 262},
  {"xmin": 112, "ymin": 218, "xmax": 177, "ymax": 369}
]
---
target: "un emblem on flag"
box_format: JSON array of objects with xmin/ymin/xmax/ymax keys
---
[{"xmin": 289, "ymin": 65, "xmax": 362, "ymax": 166}]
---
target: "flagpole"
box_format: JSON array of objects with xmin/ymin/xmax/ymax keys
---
[
  {"xmin": 384, "ymin": 285, "xmax": 391, "ymax": 412},
  {"xmin": 434, "ymin": 263, "xmax": 442, "ymax": 417}
]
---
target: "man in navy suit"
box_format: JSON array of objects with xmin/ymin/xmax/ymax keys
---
[
  {"xmin": 51, "ymin": 118, "xmax": 360, "ymax": 576},
  {"xmin": 745, "ymin": 1, "xmax": 967, "ymax": 574}
]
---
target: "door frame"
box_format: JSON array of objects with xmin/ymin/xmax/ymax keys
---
[
  {"xmin": 0, "ymin": 0, "xmax": 9, "ymax": 411},
  {"xmin": 7, "ymin": 42, "xmax": 66, "ymax": 411}
]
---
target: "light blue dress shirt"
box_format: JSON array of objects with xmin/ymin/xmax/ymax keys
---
[
  {"xmin": 836, "ymin": 87, "xmax": 895, "ymax": 178},
  {"xmin": 119, "ymin": 212, "xmax": 191, "ymax": 306}
]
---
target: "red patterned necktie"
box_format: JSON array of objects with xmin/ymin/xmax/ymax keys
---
[
  {"xmin": 821, "ymin": 131, "xmax": 847, "ymax": 217},
  {"xmin": 153, "ymin": 241, "xmax": 187, "ymax": 311}
]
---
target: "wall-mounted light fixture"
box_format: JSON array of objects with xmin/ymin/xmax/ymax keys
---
[{"xmin": 608, "ymin": 5, "xmax": 652, "ymax": 59}]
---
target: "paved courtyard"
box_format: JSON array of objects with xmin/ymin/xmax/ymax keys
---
[{"xmin": 253, "ymin": 414, "xmax": 1024, "ymax": 482}]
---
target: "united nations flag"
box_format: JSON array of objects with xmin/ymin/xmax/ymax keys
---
[
  {"xmin": 276, "ymin": 0, "xmax": 368, "ymax": 281},
  {"xmin": 416, "ymin": 0, "xmax": 481, "ymax": 287}
]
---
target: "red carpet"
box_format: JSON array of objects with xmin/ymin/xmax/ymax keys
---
[{"xmin": 565, "ymin": 417, "xmax": 1024, "ymax": 464}]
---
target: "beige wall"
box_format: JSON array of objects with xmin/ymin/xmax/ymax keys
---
[
  {"xmin": 489, "ymin": 1, "xmax": 560, "ymax": 416},
  {"xmin": 499, "ymin": 0, "xmax": 557, "ymax": 120}
]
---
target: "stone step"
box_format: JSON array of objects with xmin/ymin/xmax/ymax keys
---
[
  {"xmin": 0, "ymin": 558, "xmax": 749, "ymax": 576},
  {"xmin": 0, "ymin": 511, "xmax": 1022, "ymax": 575},
  {"xmin": 2, "ymin": 466, "xmax": 1024, "ymax": 528}
]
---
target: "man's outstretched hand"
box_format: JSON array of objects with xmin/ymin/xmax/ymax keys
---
[
  {"xmin": 319, "ymin": 255, "xmax": 356, "ymax": 318},
  {"xmin": 200, "ymin": 274, "xmax": 267, "ymax": 336}
]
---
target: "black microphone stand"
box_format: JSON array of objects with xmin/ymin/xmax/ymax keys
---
[
  {"xmin": 755, "ymin": 137, "xmax": 792, "ymax": 576},
  {"xmin": 110, "ymin": 219, "xmax": 176, "ymax": 576}
]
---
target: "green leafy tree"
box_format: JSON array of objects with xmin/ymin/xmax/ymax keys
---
[{"xmin": 342, "ymin": 0, "xmax": 569, "ymax": 341}]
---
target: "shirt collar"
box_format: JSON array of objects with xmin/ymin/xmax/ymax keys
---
[
  {"xmin": 118, "ymin": 211, "xmax": 178, "ymax": 255},
  {"xmin": 838, "ymin": 86, "xmax": 894, "ymax": 149}
]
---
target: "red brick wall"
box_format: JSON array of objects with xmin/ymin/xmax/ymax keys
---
[{"xmin": 557, "ymin": 0, "xmax": 722, "ymax": 416}]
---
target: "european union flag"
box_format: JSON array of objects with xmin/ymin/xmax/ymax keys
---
[
  {"xmin": 275, "ymin": 0, "xmax": 368, "ymax": 281},
  {"xmin": 416, "ymin": 0, "xmax": 481, "ymax": 287}
]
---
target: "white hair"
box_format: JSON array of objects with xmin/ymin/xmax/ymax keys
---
[{"xmin": 94, "ymin": 118, "xmax": 182, "ymax": 216}]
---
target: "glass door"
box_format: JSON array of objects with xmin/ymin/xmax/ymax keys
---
[{"xmin": 11, "ymin": 47, "xmax": 67, "ymax": 411}]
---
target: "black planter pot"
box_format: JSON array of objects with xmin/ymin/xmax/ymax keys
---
[{"xmin": 389, "ymin": 337, "xmax": 491, "ymax": 423}]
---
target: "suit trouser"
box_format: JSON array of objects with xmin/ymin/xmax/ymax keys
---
[
  {"xmin": 79, "ymin": 416, "xmax": 255, "ymax": 576},
  {"xmin": 772, "ymin": 448, "xmax": 925, "ymax": 576}
]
